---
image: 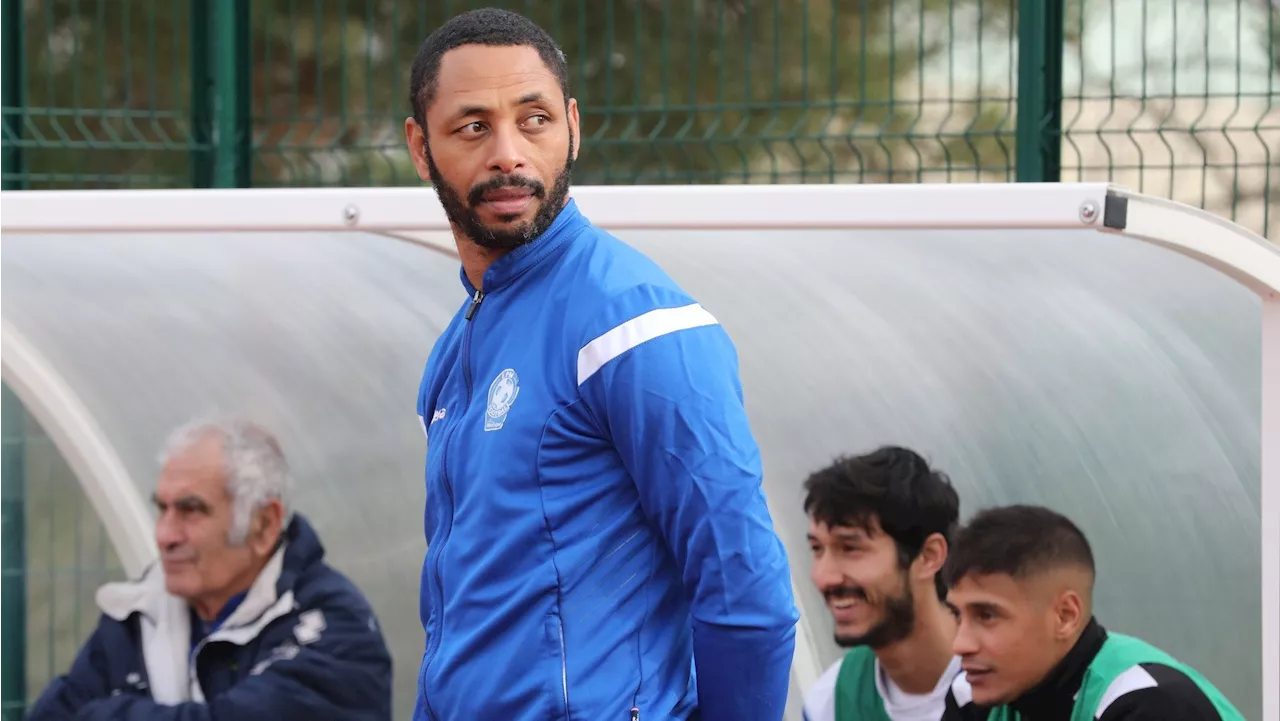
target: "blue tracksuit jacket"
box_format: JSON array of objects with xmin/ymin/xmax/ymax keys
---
[{"xmin": 414, "ymin": 198, "xmax": 799, "ymax": 721}]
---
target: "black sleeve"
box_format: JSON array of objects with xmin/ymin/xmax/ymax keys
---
[{"xmin": 1098, "ymin": 663, "xmax": 1227, "ymax": 721}]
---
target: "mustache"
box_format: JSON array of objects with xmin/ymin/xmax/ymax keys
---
[
  {"xmin": 467, "ymin": 174, "xmax": 547, "ymax": 207},
  {"xmin": 825, "ymin": 585, "xmax": 870, "ymax": 602},
  {"xmin": 161, "ymin": 546, "xmax": 197, "ymax": 563}
]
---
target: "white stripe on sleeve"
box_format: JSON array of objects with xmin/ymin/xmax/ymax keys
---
[{"xmin": 576, "ymin": 303, "xmax": 719, "ymax": 386}]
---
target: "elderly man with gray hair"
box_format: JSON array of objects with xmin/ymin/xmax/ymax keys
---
[{"xmin": 28, "ymin": 418, "xmax": 393, "ymax": 721}]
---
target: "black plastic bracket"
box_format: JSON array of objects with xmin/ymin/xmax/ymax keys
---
[{"xmin": 1103, "ymin": 192, "xmax": 1129, "ymax": 231}]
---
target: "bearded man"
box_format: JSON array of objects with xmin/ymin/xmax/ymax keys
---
[
  {"xmin": 801, "ymin": 446, "xmax": 984, "ymax": 721},
  {"xmin": 403, "ymin": 9, "xmax": 799, "ymax": 721}
]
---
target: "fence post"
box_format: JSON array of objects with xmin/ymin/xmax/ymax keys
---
[
  {"xmin": 1, "ymin": 384, "xmax": 28, "ymax": 721},
  {"xmin": 190, "ymin": 0, "xmax": 251, "ymax": 188},
  {"xmin": 2, "ymin": 0, "xmax": 26, "ymax": 190},
  {"xmin": 1015, "ymin": 0, "xmax": 1064, "ymax": 182},
  {"xmin": 213, "ymin": 0, "xmax": 252, "ymax": 188},
  {"xmin": 190, "ymin": 0, "xmax": 214, "ymax": 188}
]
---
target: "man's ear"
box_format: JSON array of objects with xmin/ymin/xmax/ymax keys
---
[
  {"xmin": 249, "ymin": 498, "xmax": 285, "ymax": 556},
  {"xmin": 914, "ymin": 532, "xmax": 949, "ymax": 582},
  {"xmin": 405, "ymin": 116, "xmax": 432, "ymax": 183},
  {"xmin": 567, "ymin": 98, "xmax": 580, "ymax": 161},
  {"xmin": 1052, "ymin": 588, "xmax": 1087, "ymax": 640}
]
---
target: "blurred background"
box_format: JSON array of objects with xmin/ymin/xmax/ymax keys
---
[
  {"xmin": 3, "ymin": 0, "xmax": 1276, "ymax": 236},
  {"xmin": 1, "ymin": 1, "xmax": 1277, "ymax": 719}
]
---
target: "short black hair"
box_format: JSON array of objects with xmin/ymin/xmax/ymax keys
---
[
  {"xmin": 409, "ymin": 8, "xmax": 571, "ymax": 127},
  {"xmin": 943, "ymin": 504, "xmax": 1096, "ymax": 588},
  {"xmin": 803, "ymin": 446, "xmax": 960, "ymax": 599}
]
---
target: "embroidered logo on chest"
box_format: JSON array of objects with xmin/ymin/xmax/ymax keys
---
[
  {"xmin": 485, "ymin": 368, "xmax": 520, "ymax": 432},
  {"xmin": 293, "ymin": 609, "xmax": 327, "ymax": 646}
]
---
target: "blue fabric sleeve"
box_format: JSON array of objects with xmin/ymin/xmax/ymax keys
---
[
  {"xmin": 578, "ymin": 287, "xmax": 800, "ymax": 721},
  {"xmin": 68, "ymin": 605, "xmax": 392, "ymax": 721}
]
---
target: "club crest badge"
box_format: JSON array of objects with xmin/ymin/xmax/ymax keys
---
[{"xmin": 485, "ymin": 368, "xmax": 520, "ymax": 432}]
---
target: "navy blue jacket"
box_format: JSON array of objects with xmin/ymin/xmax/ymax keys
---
[
  {"xmin": 27, "ymin": 514, "xmax": 392, "ymax": 721},
  {"xmin": 414, "ymin": 199, "xmax": 799, "ymax": 720}
]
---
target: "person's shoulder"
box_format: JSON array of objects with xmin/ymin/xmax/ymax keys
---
[
  {"xmin": 1096, "ymin": 662, "xmax": 1237, "ymax": 721},
  {"xmin": 79, "ymin": 609, "xmax": 143, "ymax": 656},
  {"xmin": 292, "ymin": 559, "xmax": 375, "ymax": 615},
  {"xmin": 801, "ymin": 656, "xmax": 844, "ymax": 721},
  {"xmin": 283, "ymin": 532, "xmax": 376, "ymax": 619},
  {"xmin": 274, "ymin": 562, "xmax": 390, "ymax": 657},
  {"xmin": 556, "ymin": 217, "xmax": 727, "ymax": 364},
  {"xmin": 566, "ymin": 221, "xmax": 686, "ymax": 299}
]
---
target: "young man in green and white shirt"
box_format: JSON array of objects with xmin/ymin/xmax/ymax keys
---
[
  {"xmin": 944, "ymin": 504, "xmax": 1245, "ymax": 721},
  {"xmin": 800, "ymin": 447, "xmax": 986, "ymax": 721}
]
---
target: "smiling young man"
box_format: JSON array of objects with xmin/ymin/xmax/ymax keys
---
[
  {"xmin": 403, "ymin": 8, "xmax": 798, "ymax": 721},
  {"xmin": 944, "ymin": 504, "xmax": 1244, "ymax": 720},
  {"xmin": 801, "ymin": 447, "xmax": 984, "ymax": 721}
]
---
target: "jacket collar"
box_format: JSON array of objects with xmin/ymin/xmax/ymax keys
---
[
  {"xmin": 96, "ymin": 514, "xmax": 324, "ymax": 643},
  {"xmin": 1007, "ymin": 617, "xmax": 1108, "ymax": 720},
  {"xmin": 459, "ymin": 197, "xmax": 588, "ymax": 296},
  {"xmin": 98, "ymin": 541, "xmax": 288, "ymax": 632}
]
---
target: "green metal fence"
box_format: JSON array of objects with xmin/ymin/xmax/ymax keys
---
[
  {"xmin": 1, "ymin": 384, "xmax": 126, "ymax": 720},
  {"xmin": 2, "ymin": 0, "xmax": 1276, "ymax": 237},
  {"xmin": 1, "ymin": 386, "xmax": 27, "ymax": 721}
]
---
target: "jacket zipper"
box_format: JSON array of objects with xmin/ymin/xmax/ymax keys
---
[{"xmin": 422, "ymin": 289, "xmax": 485, "ymax": 721}]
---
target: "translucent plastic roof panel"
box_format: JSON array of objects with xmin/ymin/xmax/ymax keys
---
[
  {"xmin": 3, "ymin": 230, "xmax": 463, "ymax": 716},
  {"xmin": 615, "ymin": 227, "xmax": 1260, "ymax": 720},
  {"xmin": 1, "ymin": 226, "xmax": 1262, "ymax": 719}
]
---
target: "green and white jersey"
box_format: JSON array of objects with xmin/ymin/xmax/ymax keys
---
[
  {"xmin": 802, "ymin": 647, "xmax": 984, "ymax": 721},
  {"xmin": 988, "ymin": 619, "xmax": 1245, "ymax": 721}
]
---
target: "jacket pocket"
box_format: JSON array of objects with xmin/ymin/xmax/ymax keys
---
[
  {"xmin": 543, "ymin": 613, "xmax": 570, "ymax": 721},
  {"xmin": 415, "ymin": 647, "xmax": 432, "ymax": 717}
]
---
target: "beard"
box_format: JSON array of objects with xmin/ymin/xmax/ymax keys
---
[
  {"xmin": 828, "ymin": 577, "xmax": 917, "ymax": 650},
  {"xmin": 425, "ymin": 131, "xmax": 575, "ymax": 252}
]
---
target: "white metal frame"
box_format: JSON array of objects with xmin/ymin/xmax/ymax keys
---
[
  {"xmin": 3, "ymin": 182, "xmax": 1278, "ymax": 717},
  {"xmin": 0, "ymin": 322, "xmax": 157, "ymax": 577}
]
